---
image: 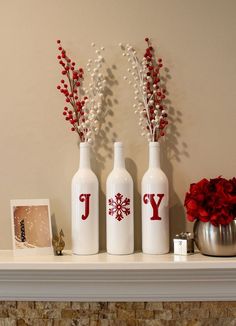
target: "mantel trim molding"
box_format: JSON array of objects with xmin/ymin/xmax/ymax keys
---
[{"xmin": 0, "ymin": 251, "xmax": 235, "ymax": 301}]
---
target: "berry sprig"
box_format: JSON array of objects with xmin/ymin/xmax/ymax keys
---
[
  {"xmin": 56, "ymin": 40, "xmax": 106, "ymax": 143},
  {"xmin": 119, "ymin": 38, "xmax": 168, "ymax": 142}
]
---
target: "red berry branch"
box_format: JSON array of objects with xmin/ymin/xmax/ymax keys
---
[
  {"xmin": 120, "ymin": 38, "xmax": 168, "ymax": 142},
  {"xmin": 56, "ymin": 40, "xmax": 106, "ymax": 143}
]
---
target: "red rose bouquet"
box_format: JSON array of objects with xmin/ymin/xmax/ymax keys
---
[{"xmin": 184, "ymin": 177, "xmax": 236, "ymax": 226}]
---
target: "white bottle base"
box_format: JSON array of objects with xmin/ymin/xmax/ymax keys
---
[
  {"xmin": 72, "ymin": 250, "xmax": 99, "ymax": 255},
  {"xmin": 142, "ymin": 250, "xmax": 170, "ymax": 255},
  {"xmin": 107, "ymin": 251, "xmax": 134, "ymax": 256},
  {"xmin": 72, "ymin": 252, "xmax": 99, "ymax": 256}
]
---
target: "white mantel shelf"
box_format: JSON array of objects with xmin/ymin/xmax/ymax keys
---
[{"xmin": 0, "ymin": 250, "xmax": 236, "ymax": 301}]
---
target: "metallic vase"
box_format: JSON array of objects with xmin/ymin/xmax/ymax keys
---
[{"xmin": 194, "ymin": 220, "xmax": 236, "ymax": 257}]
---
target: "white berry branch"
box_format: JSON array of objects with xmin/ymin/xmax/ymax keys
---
[{"xmin": 119, "ymin": 38, "xmax": 168, "ymax": 142}]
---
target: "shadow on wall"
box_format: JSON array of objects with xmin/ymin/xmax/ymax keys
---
[
  {"xmin": 125, "ymin": 158, "xmax": 141, "ymax": 251},
  {"xmin": 161, "ymin": 67, "xmax": 189, "ymax": 250},
  {"xmin": 90, "ymin": 65, "xmax": 118, "ymax": 251}
]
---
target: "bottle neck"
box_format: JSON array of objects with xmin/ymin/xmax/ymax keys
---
[
  {"xmin": 149, "ymin": 142, "xmax": 160, "ymax": 168},
  {"xmin": 114, "ymin": 142, "xmax": 125, "ymax": 169},
  {"xmin": 79, "ymin": 143, "xmax": 91, "ymax": 169}
]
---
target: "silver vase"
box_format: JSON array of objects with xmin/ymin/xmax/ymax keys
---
[{"xmin": 194, "ymin": 220, "xmax": 236, "ymax": 257}]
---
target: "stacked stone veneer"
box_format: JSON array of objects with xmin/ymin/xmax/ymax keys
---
[{"xmin": 0, "ymin": 301, "xmax": 235, "ymax": 325}]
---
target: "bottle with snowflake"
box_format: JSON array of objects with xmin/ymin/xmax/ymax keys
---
[{"xmin": 106, "ymin": 142, "xmax": 134, "ymax": 255}]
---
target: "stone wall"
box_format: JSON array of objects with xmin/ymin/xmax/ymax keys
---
[{"xmin": 0, "ymin": 301, "xmax": 235, "ymax": 325}]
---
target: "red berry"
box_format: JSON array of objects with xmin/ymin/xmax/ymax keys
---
[
  {"xmin": 62, "ymin": 71, "xmax": 66, "ymax": 75},
  {"xmin": 71, "ymin": 127, "xmax": 75, "ymax": 131},
  {"xmin": 158, "ymin": 58, "xmax": 162, "ymax": 62},
  {"xmin": 66, "ymin": 117, "xmax": 69, "ymax": 120},
  {"xmin": 57, "ymin": 85, "xmax": 61, "ymax": 90},
  {"xmin": 72, "ymin": 62, "xmax": 75, "ymax": 66},
  {"xmin": 57, "ymin": 55, "xmax": 61, "ymax": 59},
  {"xmin": 63, "ymin": 112, "xmax": 67, "ymax": 115},
  {"xmin": 64, "ymin": 107, "xmax": 68, "ymax": 110},
  {"xmin": 58, "ymin": 47, "xmax": 62, "ymax": 51},
  {"xmin": 145, "ymin": 37, "xmax": 149, "ymax": 42},
  {"xmin": 57, "ymin": 40, "xmax": 61, "ymax": 44},
  {"xmin": 61, "ymin": 79, "xmax": 65, "ymax": 83},
  {"xmin": 66, "ymin": 98, "xmax": 70, "ymax": 102},
  {"xmin": 76, "ymin": 82, "xmax": 80, "ymax": 87}
]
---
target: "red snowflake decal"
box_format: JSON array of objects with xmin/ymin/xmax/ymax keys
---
[{"xmin": 108, "ymin": 193, "xmax": 131, "ymax": 221}]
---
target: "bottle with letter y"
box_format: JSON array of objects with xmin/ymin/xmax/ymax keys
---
[
  {"xmin": 106, "ymin": 142, "xmax": 134, "ymax": 255},
  {"xmin": 142, "ymin": 141, "xmax": 169, "ymax": 254}
]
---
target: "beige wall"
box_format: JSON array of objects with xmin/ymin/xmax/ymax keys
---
[{"xmin": 0, "ymin": 0, "xmax": 235, "ymax": 250}]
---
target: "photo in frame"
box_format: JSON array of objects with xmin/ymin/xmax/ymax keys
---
[{"xmin": 10, "ymin": 199, "xmax": 53, "ymax": 254}]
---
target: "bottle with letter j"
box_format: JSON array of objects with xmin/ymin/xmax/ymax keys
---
[{"xmin": 71, "ymin": 142, "xmax": 99, "ymax": 255}]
